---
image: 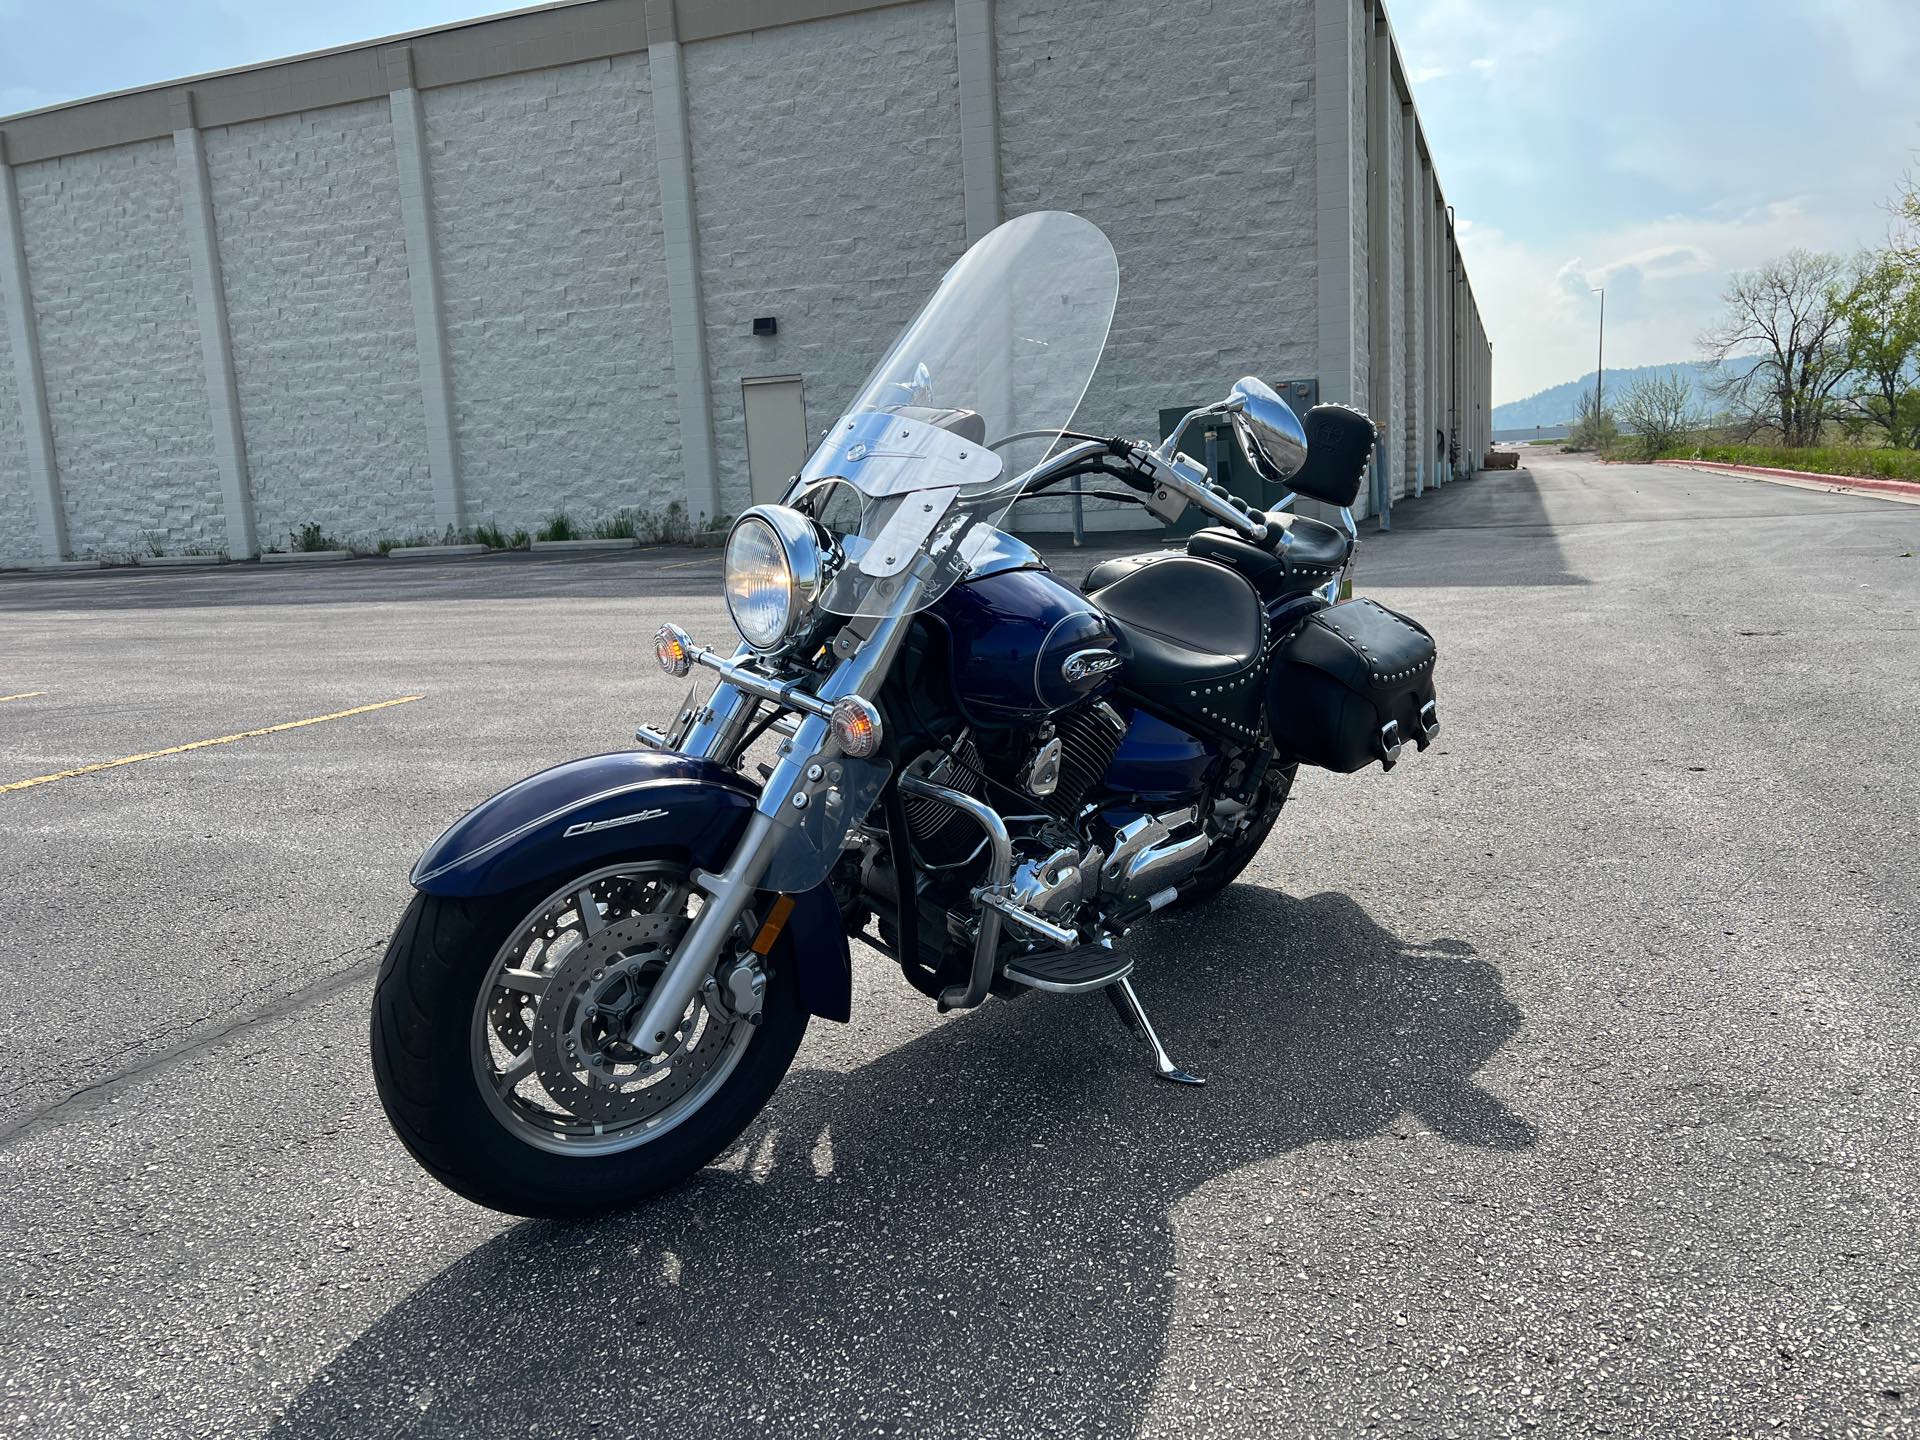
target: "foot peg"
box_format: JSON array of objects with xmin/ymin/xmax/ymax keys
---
[{"xmin": 1105, "ymin": 977, "xmax": 1205, "ymax": 1086}]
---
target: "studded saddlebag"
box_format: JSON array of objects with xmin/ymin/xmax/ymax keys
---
[{"xmin": 1266, "ymin": 599, "xmax": 1439, "ymax": 771}]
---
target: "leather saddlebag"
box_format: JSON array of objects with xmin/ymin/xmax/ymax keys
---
[{"xmin": 1266, "ymin": 599, "xmax": 1439, "ymax": 771}]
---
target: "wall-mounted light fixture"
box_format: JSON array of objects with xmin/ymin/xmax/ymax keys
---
[{"xmin": 752, "ymin": 316, "xmax": 778, "ymax": 337}]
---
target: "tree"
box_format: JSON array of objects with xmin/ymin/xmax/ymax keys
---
[
  {"xmin": 1834, "ymin": 252, "xmax": 1920, "ymax": 449},
  {"xmin": 1567, "ymin": 387, "xmax": 1617, "ymax": 452},
  {"xmin": 1892, "ymin": 165, "xmax": 1920, "ymax": 272},
  {"xmin": 1698, "ymin": 249, "xmax": 1851, "ymax": 447},
  {"xmin": 1617, "ymin": 369, "xmax": 1702, "ymax": 460}
]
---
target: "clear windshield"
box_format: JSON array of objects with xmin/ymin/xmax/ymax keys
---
[{"xmin": 788, "ymin": 211, "xmax": 1118, "ymax": 616}]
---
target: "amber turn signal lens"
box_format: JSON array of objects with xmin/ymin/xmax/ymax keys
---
[
  {"xmin": 655, "ymin": 623, "xmax": 695, "ymax": 678},
  {"xmin": 829, "ymin": 697, "xmax": 883, "ymax": 758}
]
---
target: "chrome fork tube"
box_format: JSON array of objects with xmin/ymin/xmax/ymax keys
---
[{"xmin": 626, "ymin": 585, "xmax": 924, "ymax": 1056}]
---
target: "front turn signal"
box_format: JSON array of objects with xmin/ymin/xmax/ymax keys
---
[
  {"xmin": 829, "ymin": 697, "xmax": 883, "ymax": 758},
  {"xmin": 655, "ymin": 623, "xmax": 695, "ymax": 677}
]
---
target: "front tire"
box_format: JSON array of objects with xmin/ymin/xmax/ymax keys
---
[{"xmin": 371, "ymin": 861, "xmax": 808, "ymax": 1218}]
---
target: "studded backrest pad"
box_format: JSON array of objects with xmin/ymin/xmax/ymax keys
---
[{"xmin": 1286, "ymin": 403, "xmax": 1375, "ymax": 508}]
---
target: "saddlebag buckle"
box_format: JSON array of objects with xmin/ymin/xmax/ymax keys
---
[
  {"xmin": 1378, "ymin": 718, "xmax": 1404, "ymax": 769},
  {"xmin": 1417, "ymin": 698, "xmax": 1440, "ymax": 748}
]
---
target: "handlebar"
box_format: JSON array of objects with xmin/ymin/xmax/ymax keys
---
[{"xmin": 1132, "ymin": 445, "xmax": 1269, "ymax": 542}]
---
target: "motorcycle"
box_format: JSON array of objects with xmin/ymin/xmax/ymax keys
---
[{"xmin": 371, "ymin": 211, "xmax": 1441, "ymax": 1218}]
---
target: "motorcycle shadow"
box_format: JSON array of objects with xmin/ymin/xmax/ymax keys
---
[{"xmin": 274, "ymin": 887, "xmax": 1534, "ymax": 1438}]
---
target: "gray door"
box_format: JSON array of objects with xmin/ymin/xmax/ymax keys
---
[{"xmin": 741, "ymin": 376, "xmax": 809, "ymax": 507}]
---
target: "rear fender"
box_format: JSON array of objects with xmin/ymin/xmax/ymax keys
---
[{"xmin": 410, "ymin": 750, "xmax": 851, "ymax": 1022}]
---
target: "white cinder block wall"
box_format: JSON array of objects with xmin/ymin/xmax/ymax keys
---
[
  {"xmin": 426, "ymin": 55, "xmax": 680, "ymax": 536},
  {"xmin": 0, "ymin": 0, "xmax": 1491, "ymax": 564},
  {"xmin": 206, "ymin": 102, "xmax": 434, "ymax": 550},
  {"xmin": 18, "ymin": 140, "xmax": 223, "ymax": 558},
  {"xmin": 0, "ymin": 266, "xmax": 28, "ymax": 563},
  {"xmin": 686, "ymin": 1, "xmax": 967, "ymax": 521}
]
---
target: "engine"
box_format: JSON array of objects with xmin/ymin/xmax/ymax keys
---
[{"xmin": 891, "ymin": 699, "xmax": 1212, "ymax": 939}]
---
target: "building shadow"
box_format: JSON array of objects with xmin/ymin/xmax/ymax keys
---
[
  {"xmin": 270, "ymin": 886, "xmax": 1532, "ymax": 1439},
  {"xmin": 1364, "ymin": 467, "xmax": 1591, "ymax": 588}
]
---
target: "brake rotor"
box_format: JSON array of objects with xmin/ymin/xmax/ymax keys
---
[{"xmin": 525, "ymin": 910, "xmax": 737, "ymax": 1127}]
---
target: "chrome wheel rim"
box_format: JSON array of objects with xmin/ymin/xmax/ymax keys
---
[{"xmin": 471, "ymin": 862, "xmax": 759, "ymax": 1156}]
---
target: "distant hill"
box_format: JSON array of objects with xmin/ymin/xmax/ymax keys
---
[{"xmin": 1494, "ymin": 360, "xmax": 1750, "ymax": 429}]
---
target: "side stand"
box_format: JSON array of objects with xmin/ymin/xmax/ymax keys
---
[{"xmin": 1104, "ymin": 977, "xmax": 1205, "ymax": 1086}]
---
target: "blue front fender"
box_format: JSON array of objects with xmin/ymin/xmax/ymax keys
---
[{"xmin": 410, "ymin": 750, "xmax": 851, "ymax": 1022}]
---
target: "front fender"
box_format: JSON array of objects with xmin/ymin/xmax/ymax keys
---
[{"xmin": 410, "ymin": 750, "xmax": 851, "ymax": 1022}]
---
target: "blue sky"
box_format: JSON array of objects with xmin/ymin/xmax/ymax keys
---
[
  {"xmin": 1394, "ymin": 0, "xmax": 1920, "ymax": 399},
  {"xmin": 3, "ymin": 0, "xmax": 1917, "ymax": 402}
]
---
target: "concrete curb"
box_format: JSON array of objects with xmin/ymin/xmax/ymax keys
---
[
  {"xmin": 1661, "ymin": 461, "xmax": 1920, "ymax": 505},
  {"xmin": 530, "ymin": 537, "xmax": 638, "ymax": 553},
  {"xmin": 26, "ymin": 559, "xmax": 104, "ymax": 572},
  {"xmin": 261, "ymin": 549, "xmax": 353, "ymax": 563},
  {"xmin": 387, "ymin": 543, "xmax": 490, "ymax": 559},
  {"xmin": 139, "ymin": 554, "xmax": 227, "ymax": 568}
]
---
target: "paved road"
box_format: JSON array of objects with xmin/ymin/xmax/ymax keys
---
[{"xmin": 2, "ymin": 453, "xmax": 1916, "ymax": 1437}]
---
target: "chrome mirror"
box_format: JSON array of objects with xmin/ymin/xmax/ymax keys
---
[{"xmin": 1226, "ymin": 376, "xmax": 1307, "ymax": 485}]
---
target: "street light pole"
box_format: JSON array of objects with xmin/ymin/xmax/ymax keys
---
[{"xmin": 1590, "ymin": 285, "xmax": 1605, "ymax": 420}]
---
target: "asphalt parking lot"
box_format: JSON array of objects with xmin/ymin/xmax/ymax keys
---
[{"xmin": 2, "ymin": 451, "xmax": 1917, "ymax": 1438}]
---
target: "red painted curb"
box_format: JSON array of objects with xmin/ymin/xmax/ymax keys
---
[{"xmin": 1660, "ymin": 460, "xmax": 1920, "ymax": 501}]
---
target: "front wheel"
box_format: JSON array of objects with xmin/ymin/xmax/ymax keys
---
[{"xmin": 370, "ymin": 859, "xmax": 808, "ymax": 1218}]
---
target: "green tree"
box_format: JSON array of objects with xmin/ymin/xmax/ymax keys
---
[
  {"xmin": 1835, "ymin": 252, "xmax": 1920, "ymax": 449},
  {"xmin": 1698, "ymin": 249, "xmax": 1851, "ymax": 447},
  {"xmin": 1567, "ymin": 387, "xmax": 1617, "ymax": 451},
  {"xmin": 1617, "ymin": 369, "xmax": 1703, "ymax": 460}
]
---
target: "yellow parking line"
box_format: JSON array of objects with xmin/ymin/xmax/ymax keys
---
[
  {"xmin": 0, "ymin": 695, "xmax": 423, "ymax": 795},
  {"xmin": 0, "ymin": 692, "xmax": 46, "ymax": 704}
]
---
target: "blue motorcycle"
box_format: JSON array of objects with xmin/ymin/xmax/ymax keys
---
[{"xmin": 372, "ymin": 212, "xmax": 1441, "ymax": 1217}]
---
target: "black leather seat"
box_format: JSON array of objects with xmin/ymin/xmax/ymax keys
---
[
  {"xmin": 1084, "ymin": 555, "xmax": 1268, "ymax": 742},
  {"xmin": 1185, "ymin": 513, "xmax": 1353, "ymax": 601}
]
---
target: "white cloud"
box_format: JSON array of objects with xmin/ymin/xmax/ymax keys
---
[{"xmin": 1465, "ymin": 199, "xmax": 1867, "ymax": 403}]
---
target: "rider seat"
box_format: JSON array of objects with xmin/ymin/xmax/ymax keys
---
[
  {"xmin": 1184, "ymin": 513, "xmax": 1354, "ymax": 601},
  {"xmin": 1084, "ymin": 556, "xmax": 1268, "ymax": 743}
]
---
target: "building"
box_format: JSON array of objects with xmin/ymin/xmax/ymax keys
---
[{"xmin": 0, "ymin": 0, "xmax": 1492, "ymax": 565}]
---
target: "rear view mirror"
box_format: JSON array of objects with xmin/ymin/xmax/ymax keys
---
[{"xmin": 1226, "ymin": 377, "xmax": 1308, "ymax": 485}]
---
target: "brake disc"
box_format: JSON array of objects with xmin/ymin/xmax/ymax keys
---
[{"xmin": 525, "ymin": 910, "xmax": 737, "ymax": 1127}]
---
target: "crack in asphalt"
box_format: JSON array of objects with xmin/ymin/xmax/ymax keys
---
[{"xmin": 0, "ymin": 942, "xmax": 384, "ymax": 1151}]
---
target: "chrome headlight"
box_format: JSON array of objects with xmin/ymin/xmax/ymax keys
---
[{"xmin": 723, "ymin": 506, "xmax": 826, "ymax": 653}]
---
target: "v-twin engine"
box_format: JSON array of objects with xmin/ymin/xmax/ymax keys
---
[{"xmin": 1011, "ymin": 805, "xmax": 1212, "ymax": 917}]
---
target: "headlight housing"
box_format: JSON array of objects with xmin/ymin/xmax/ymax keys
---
[{"xmin": 722, "ymin": 506, "xmax": 827, "ymax": 653}]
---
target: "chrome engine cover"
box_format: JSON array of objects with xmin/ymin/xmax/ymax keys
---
[{"xmin": 1099, "ymin": 807, "xmax": 1212, "ymax": 899}]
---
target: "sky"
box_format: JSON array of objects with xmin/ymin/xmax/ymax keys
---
[
  {"xmin": 3, "ymin": 0, "xmax": 1916, "ymax": 404},
  {"xmin": 1393, "ymin": 0, "xmax": 1920, "ymax": 401}
]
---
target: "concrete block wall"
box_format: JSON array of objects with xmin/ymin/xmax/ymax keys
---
[
  {"xmin": 998, "ymin": 0, "xmax": 1318, "ymax": 441},
  {"xmin": 425, "ymin": 56, "xmax": 679, "ymax": 536},
  {"xmin": 17, "ymin": 139, "xmax": 222, "ymax": 558},
  {"xmin": 1347, "ymin": 2, "xmax": 1371, "ymax": 414},
  {"xmin": 0, "ymin": 265, "xmax": 28, "ymax": 563},
  {"xmin": 685, "ymin": 0, "xmax": 964, "ymax": 521},
  {"xmin": 0, "ymin": 0, "xmax": 1492, "ymax": 563},
  {"xmin": 206, "ymin": 101, "xmax": 433, "ymax": 550}
]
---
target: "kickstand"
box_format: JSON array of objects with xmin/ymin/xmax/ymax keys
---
[{"xmin": 1104, "ymin": 977, "xmax": 1205, "ymax": 1086}]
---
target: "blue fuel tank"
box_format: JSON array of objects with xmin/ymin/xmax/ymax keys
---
[{"xmin": 933, "ymin": 564, "xmax": 1122, "ymax": 721}]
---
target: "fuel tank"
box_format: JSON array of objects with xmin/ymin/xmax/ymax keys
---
[{"xmin": 933, "ymin": 564, "xmax": 1121, "ymax": 720}]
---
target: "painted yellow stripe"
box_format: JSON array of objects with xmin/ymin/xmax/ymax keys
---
[
  {"xmin": 0, "ymin": 695, "xmax": 423, "ymax": 795},
  {"xmin": 0, "ymin": 692, "xmax": 46, "ymax": 704}
]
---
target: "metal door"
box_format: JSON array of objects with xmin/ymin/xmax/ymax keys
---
[{"xmin": 741, "ymin": 376, "xmax": 808, "ymax": 507}]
